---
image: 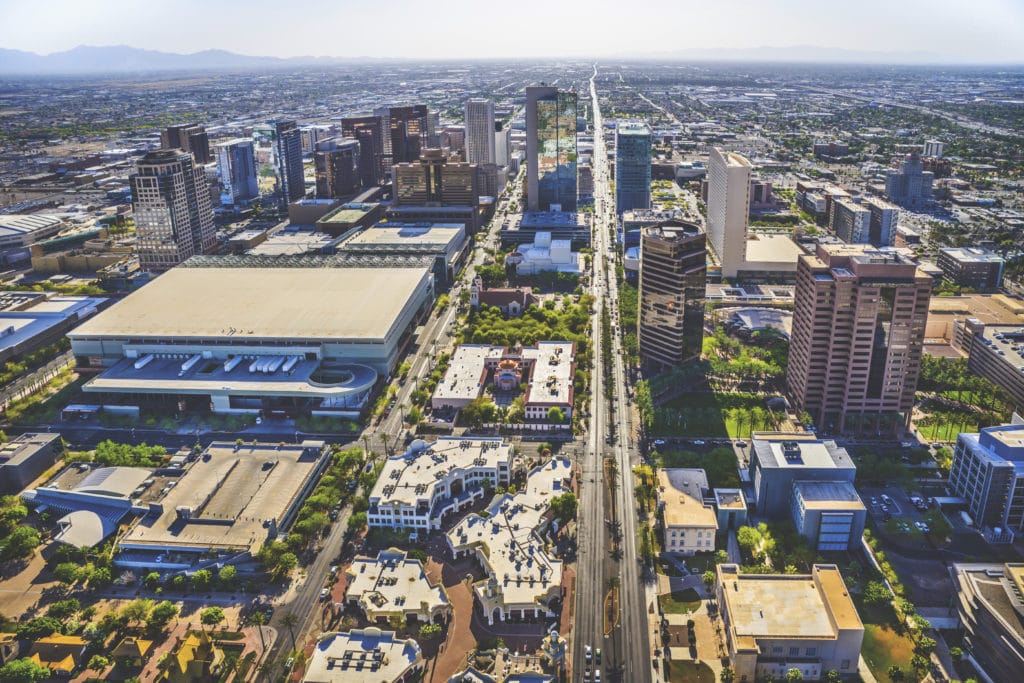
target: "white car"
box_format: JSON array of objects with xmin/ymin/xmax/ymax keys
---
[{"xmin": 585, "ymin": 645, "xmax": 592, "ymax": 662}]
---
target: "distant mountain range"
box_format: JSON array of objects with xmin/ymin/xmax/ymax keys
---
[{"xmin": 0, "ymin": 44, "xmax": 1017, "ymax": 74}]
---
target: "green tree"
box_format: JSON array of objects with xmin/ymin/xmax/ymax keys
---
[
  {"xmin": 0, "ymin": 658, "xmax": 50, "ymax": 683},
  {"xmin": 549, "ymin": 492, "xmax": 577, "ymax": 523},
  {"xmin": 53, "ymin": 562, "xmax": 81, "ymax": 586},
  {"xmin": 144, "ymin": 571, "xmax": 161, "ymax": 589},
  {"xmin": 786, "ymin": 668, "xmax": 804, "ymax": 682},
  {"xmin": 147, "ymin": 601, "xmax": 179, "ymax": 630},
  {"xmin": 887, "ymin": 664, "xmax": 904, "ymax": 681},
  {"xmin": 347, "ymin": 512, "xmax": 368, "ymax": 533},
  {"xmin": 17, "ymin": 616, "xmax": 63, "ymax": 640},
  {"xmin": 419, "ymin": 623, "xmax": 442, "ymax": 639},
  {"xmin": 277, "ymin": 552, "xmax": 299, "ymax": 576},
  {"xmin": 218, "ymin": 565, "xmax": 237, "ymax": 587},
  {"xmin": 864, "ymin": 580, "xmax": 891, "ymax": 605},
  {"xmin": 121, "ymin": 598, "xmax": 153, "ymax": 627},
  {"xmin": 824, "ymin": 671, "xmax": 841, "ymax": 683},
  {"xmin": 949, "ymin": 646, "xmax": 963, "ymax": 662},
  {"xmin": 89, "ymin": 566, "xmax": 112, "ymax": 587},
  {"xmin": 87, "ymin": 654, "xmax": 110, "ymax": 672},
  {"xmin": 547, "ymin": 406, "xmax": 566, "ymax": 424},
  {"xmin": 46, "ymin": 598, "xmax": 80, "ymax": 620},
  {"xmin": 200, "ymin": 606, "xmax": 225, "ymax": 630},
  {"xmin": 720, "ymin": 667, "xmax": 735, "ymax": 683},
  {"xmin": 191, "ymin": 569, "xmax": 212, "ymax": 592},
  {"xmin": 702, "ymin": 570, "xmax": 716, "ymax": 593},
  {"xmin": 280, "ymin": 612, "xmax": 299, "ymax": 652},
  {"xmin": 917, "ymin": 636, "xmax": 936, "ymax": 656},
  {"xmin": 0, "ymin": 525, "xmax": 40, "ymax": 561}
]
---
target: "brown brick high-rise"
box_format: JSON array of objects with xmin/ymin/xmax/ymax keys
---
[{"xmin": 786, "ymin": 244, "xmax": 931, "ymax": 434}]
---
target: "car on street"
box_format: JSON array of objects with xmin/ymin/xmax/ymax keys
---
[
  {"xmin": 653, "ymin": 439, "xmax": 666, "ymax": 446},
  {"xmin": 692, "ymin": 439, "xmax": 705, "ymax": 446},
  {"xmin": 585, "ymin": 645, "xmax": 592, "ymax": 662},
  {"xmin": 320, "ymin": 588, "xmax": 330, "ymax": 601},
  {"xmin": 595, "ymin": 648, "xmax": 601, "ymax": 664}
]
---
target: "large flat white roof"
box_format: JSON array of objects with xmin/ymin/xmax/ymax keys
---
[
  {"xmin": 347, "ymin": 223, "xmax": 464, "ymax": 248},
  {"xmin": 70, "ymin": 266, "xmax": 431, "ymax": 342}
]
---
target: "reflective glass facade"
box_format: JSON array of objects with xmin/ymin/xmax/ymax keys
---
[{"xmin": 534, "ymin": 91, "xmax": 577, "ymax": 211}]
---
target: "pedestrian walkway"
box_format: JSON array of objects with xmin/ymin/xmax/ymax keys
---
[{"xmin": 727, "ymin": 530, "xmax": 742, "ymax": 564}]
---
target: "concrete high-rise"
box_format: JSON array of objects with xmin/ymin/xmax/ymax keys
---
[
  {"xmin": 885, "ymin": 152, "xmax": 934, "ymax": 207},
  {"xmin": 464, "ymin": 98, "xmax": 496, "ymax": 166},
  {"xmin": 130, "ymin": 150, "xmax": 216, "ymax": 272},
  {"xmin": 214, "ymin": 138, "xmax": 259, "ymax": 205},
  {"xmin": 526, "ymin": 86, "xmax": 578, "ymax": 211},
  {"xmin": 161, "ymin": 124, "xmax": 211, "ymax": 164},
  {"xmin": 341, "ymin": 115, "xmax": 385, "ymax": 186},
  {"xmin": 392, "ymin": 149, "xmax": 478, "ymax": 207},
  {"xmin": 638, "ymin": 221, "xmax": 707, "ymax": 369},
  {"xmin": 615, "ymin": 122, "xmax": 652, "ymax": 214},
  {"xmin": 786, "ymin": 244, "xmax": 932, "ymax": 433},
  {"xmin": 707, "ymin": 147, "xmax": 751, "ymax": 279},
  {"xmin": 830, "ymin": 198, "xmax": 871, "ymax": 244},
  {"xmin": 314, "ymin": 138, "xmax": 361, "ymax": 199},
  {"xmin": 271, "ymin": 119, "xmax": 305, "ymax": 204}
]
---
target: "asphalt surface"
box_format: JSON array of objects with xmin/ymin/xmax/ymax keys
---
[{"xmin": 569, "ymin": 66, "xmax": 652, "ymax": 683}]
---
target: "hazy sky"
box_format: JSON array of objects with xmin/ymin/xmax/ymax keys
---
[{"xmin": 1, "ymin": 0, "xmax": 1022, "ymax": 62}]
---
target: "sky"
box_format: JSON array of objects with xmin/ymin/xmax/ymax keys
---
[{"xmin": 1, "ymin": 0, "xmax": 1023, "ymax": 63}]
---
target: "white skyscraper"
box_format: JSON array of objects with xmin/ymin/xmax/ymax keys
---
[
  {"xmin": 707, "ymin": 147, "xmax": 752, "ymax": 279},
  {"xmin": 464, "ymin": 98, "xmax": 496, "ymax": 166}
]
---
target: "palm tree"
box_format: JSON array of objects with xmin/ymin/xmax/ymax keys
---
[
  {"xmin": 280, "ymin": 612, "xmax": 299, "ymax": 653},
  {"xmin": 720, "ymin": 667, "xmax": 735, "ymax": 683},
  {"xmin": 247, "ymin": 612, "xmax": 267, "ymax": 654}
]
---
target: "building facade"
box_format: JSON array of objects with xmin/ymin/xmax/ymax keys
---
[
  {"xmin": 314, "ymin": 138, "xmax": 361, "ymax": 199},
  {"xmin": 526, "ymin": 86, "xmax": 577, "ymax": 211},
  {"xmin": 749, "ymin": 435, "xmax": 857, "ymax": 517},
  {"xmin": 215, "ymin": 138, "xmax": 259, "ymax": 205},
  {"xmin": 717, "ymin": 564, "xmax": 864, "ymax": 682},
  {"xmin": 161, "ymin": 124, "xmax": 211, "ymax": 164},
  {"xmin": 885, "ymin": 152, "xmax": 934, "ymax": 207},
  {"xmin": 341, "ymin": 115, "xmax": 386, "ymax": 186},
  {"xmin": 786, "ymin": 244, "xmax": 932, "ymax": 433},
  {"xmin": 130, "ymin": 149, "xmax": 216, "ymax": 272},
  {"xmin": 936, "ymin": 247, "xmax": 1005, "ymax": 291},
  {"xmin": 638, "ymin": 221, "xmax": 707, "ymax": 369},
  {"xmin": 657, "ymin": 468, "xmax": 717, "ymax": 555},
  {"xmin": 949, "ymin": 424, "xmax": 1024, "ymax": 536},
  {"xmin": 830, "ymin": 198, "xmax": 871, "ymax": 245},
  {"xmin": 791, "ymin": 480, "xmax": 867, "ymax": 551},
  {"xmin": 392, "ymin": 149, "xmax": 479, "ymax": 207},
  {"xmin": 375, "ymin": 105, "xmax": 430, "ymax": 167},
  {"xmin": 952, "ymin": 563, "xmax": 1024, "ymax": 683},
  {"xmin": 271, "ymin": 119, "xmax": 306, "ymax": 204},
  {"xmin": 707, "ymin": 148, "xmax": 751, "ymax": 279},
  {"xmin": 0, "ymin": 432, "xmax": 62, "ymax": 495},
  {"xmin": 615, "ymin": 122, "xmax": 652, "ymax": 214},
  {"xmin": 464, "ymin": 98, "xmax": 496, "ymax": 166}
]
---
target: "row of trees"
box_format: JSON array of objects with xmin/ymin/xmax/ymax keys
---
[{"xmin": 0, "ymin": 495, "xmax": 39, "ymax": 562}]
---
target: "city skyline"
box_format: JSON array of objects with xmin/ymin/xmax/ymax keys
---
[{"xmin": 1, "ymin": 0, "xmax": 1023, "ymax": 64}]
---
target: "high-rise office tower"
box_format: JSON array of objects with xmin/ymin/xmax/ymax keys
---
[
  {"xmin": 374, "ymin": 105, "xmax": 429, "ymax": 167},
  {"xmin": 341, "ymin": 115, "xmax": 385, "ymax": 186},
  {"xmin": 830, "ymin": 198, "xmax": 872, "ymax": 244},
  {"xmin": 392, "ymin": 149, "xmax": 479, "ymax": 206},
  {"xmin": 707, "ymin": 147, "xmax": 751, "ymax": 279},
  {"xmin": 314, "ymin": 138, "xmax": 361, "ymax": 199},
  {"xmin": 638, "ymin": 221, "xmax": 707, "ymax": 369},
  {"xmin": 615, "ymin": 122, "xmax": 652, "ymax": 214},
  {"xmin": 526, "ymin": 86, "xmax": 578, "ymax": 211},
  {"xmin": 130, "ymin": 149, "xmax": 216, "ymax": 272},
  {"xmin": 271, "ymin": 119, "xmax": 305, "ymax": 204},
  {"xmin": 215, "ymin": 138, "xmax": 259, "ymax": 205},
  {"xmin": 885, "ymin": 152, "xmax": 934, "ymax": 207},
  {"xmin": 864, "ymin": 197, "xmax": 899, "ymax": 246},
  {"xmin": 786, "ymin": 244, "xmax": 932, "ymax": 433},
  {"xmin": 464, "ymin": 98, "xmax": 496, "ymax": 166},
  {"xmin": 161, "ymin": 124, "xmax": 211, "ymax": 164}
]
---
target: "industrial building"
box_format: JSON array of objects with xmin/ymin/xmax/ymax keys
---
[
  {"xmin": 951, "ymin": 562, "xmax": 1024, "ymax": 683},
  {"xmin": 0, "ymin": 213, "xmax": 65, "ymax": 264},
  {"xmin": 790, "ymin": 480, "xmax": 866, "ymax": 551},
  {"xmin": 717, "ymin": 563, "xmax": 864, "ymax": 682},
  {"xmin": 0, "ymin": 432, "xmax": 62, "ymax": 495},
  {"xmin": 657, "ymin": 468, "xmax": 718, "ymax": 555},
  {"xmin": 368, "ymin": 438, "xmax": 515, "ymax": 531},
  {"xmin": 447, "ymin": 457, "xmax": 571, "ymax": 625},
  {"xmin": 936, "ymin": 247, "xmax": 1005, "ymax": 291},
  {"xmin": 116, "ymin": 440, "xmax": 329, "ymax": 569},
  {"xmin": 0, "ymin": 291, "xmax": 104, "ymax": 364},
  {"xmin": 638, "ymin": 221, "xmax": 706, "ymax": 370},
  {"xmin": 68, "ymin": 259, "xmax": 434, "ymax": 415},
  {"xmin": 786, "ymin": 243, "xmax": 932, "ymax": 433},
  {"xmin": 949, "ymin": 424, "xmax": 1024, "ymax": 541},
  {"xmin": 749, "ymin": 434, "xmax": 856, "ymax": 517}
]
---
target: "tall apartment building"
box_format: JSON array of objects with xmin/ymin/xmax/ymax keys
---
[
  {"xmin": 864, "ymin": 197, "xmax": 899, "ymax": 246},
  {"xmin": 214, "ymin": 138, "xmax": 259, "ymax": 205},
  {"xmin": 830, "ymin": 198, "xmax": 871, "ymax": 245},
  {"xmin": 270, "ymin": 119, "xmax": 305, "ymax": 204},
  {"xmin": 464, "ymin": 98, "xmax": 496, "ymax": 166},
  {"xmin": 949, "ymin": 424, "xmax": 1024, "ymax": 536},
  {"xmin": 161, "ymin": 124, "xmax": 211, "ymax": 164},
  {"xmin": 130, "ymin": 150, "xmax": 216, "ymax": 272},
  {"xmin": 615, "ymin": 122, "xmax": 652, "ymax": 214},
  {"xmin": 374, "ymin": 105, "xmax": 429, "ymax": 167},
  {"xmin": 885, "ymin": 152, "xmax": 934, "ymax": 207},
  {"xmin": 313, "ymin": 138, "xmax": 361, "ymax": 199},
  {"xmin": 638, "ymin": 221, "xmax": 707, "ymax": 369},
  {"xmin": 392, "ymin": 149, "xmax": 479, "ymax": 207},
  {"xmin": 707, "ymin": 147, "xmax": 751, "ymax": 279},
  {"xmin": 526, "ymin": 86, "xmax": 578, "ymax": 211},
  {"xmin": 786, "ymin": 244, "xmax": 932, "ymax": 433},
  {"xmin": 341, "ymin": 115, "xmax": 385, "ymax": 186},
  {"xmin": 923, "ymin": 140, "xmax": 945, "ymax": 158}
]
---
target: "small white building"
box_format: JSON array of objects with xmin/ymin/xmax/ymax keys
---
[
  {"xmin": 344, "ymin": 548, "xmax": 450, "ymax": 624},
  {"xmin": 657, "ymin": 468, "xmax": 718, "ymax": 555},
  {"xmin": 303, "ymin": 628, "xmax": 423, "ymax": 683},
  {"xmin": 515, "ymin": 232, "xmax": 582, "ymax": 276}
]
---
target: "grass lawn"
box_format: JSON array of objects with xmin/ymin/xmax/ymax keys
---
[
  {"xmin": 862, "ymin": 623, "xmax": 916, "ymax": 682},
  {"xmin": 664, "ymin": 660, "xmax": 715, "ymax": 683},
  {"xmin": 652, "ymin": 392, "xmax": 769, "ymax": 438},
  {"xmin": 658, "ymin": 588, "xmax": 702, "ymax": 614},
  {"xmin": 916, "ymin": 421, "xmax": 977, "ymax": 441}
]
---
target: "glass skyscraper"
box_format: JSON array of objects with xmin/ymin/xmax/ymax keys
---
[
  {"xmin": 526, "ymin": 86, "xmax": 578, "ymax": 211},
  {"xmin": 615, "ymin": 122, "xmax": 652, "ymax": 213}
]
